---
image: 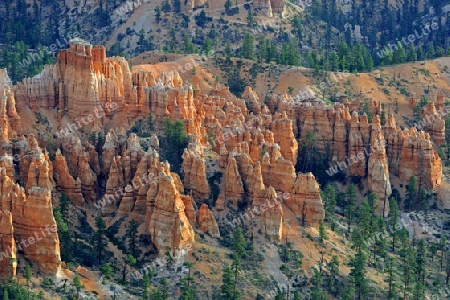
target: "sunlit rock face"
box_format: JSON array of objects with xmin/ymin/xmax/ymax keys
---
[
  {"xmin": 148, "ymin": 169, "xmax": 195, "ymax": 257},
  {"xmin": 368, "ymin": 116, "xmax": 391, "ymax": 216},
  {"xmin": 0, "ymin": 209, "xmax": 16, "ymax": 279},
  {"xmin": 198, "ymin": 204, "xmax": 220, "ymax": 238}
]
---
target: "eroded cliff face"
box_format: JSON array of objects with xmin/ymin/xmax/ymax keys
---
[
  {"xmin": 198, "ymin": 204, "xmax": 220, "ymax": 237},
  {"xmin": 368, "ymin": 116, "xmax": 391, "ymax": 216},
  {"xmin": 182, "ymin": 142, "xmax": 209, "ymax": 201},
  {"xmin": 0, "ymin": 209, "xmax": 16, "ymax": 279},
  {"xmin": 269, "ymin": 93, "xmax": 443, "ymax": 193},
  {"xmin": 148, "ymin": 168, "xmax": 195, "ymax": 257},
  {"xmin": 1, "ymin": 37, "xmax": 445, "ymax": 263},
  {"xmin": 0, "ymin": 160, "xmax": 61, "ymax": 277}
]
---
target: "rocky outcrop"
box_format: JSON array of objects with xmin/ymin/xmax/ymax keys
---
[
  {"xmin": 0, "ymin": 161, "xmax": 61, "ymax": 276},
  {"xmin": 78, "ymin": 151, "xmax": 96, "ymax": 203},
  {"xmin": 253, "ymin": 0, "xmax": 273, "ymax": 16},
  {"xmin": 421, "ymin": 100, "xmax": 445, "ymax": 146},
  {"xmin": 103, "ymin": 156, "xmax": 125, "ymax": 214},
  {"xmin": 399, "ymin": 128, "xmax": 442, "ymax": 189},
  {"xmin": 368, "ymin": 116, "xmax": 391, "ymax": 216},
  {"xmin": 148, "ymin": 170, "xmax": 195, "ymax": 257},
  {"xmin": 261, "ymin": 187, "xmax": 283, "ymax": 241},
  {"xmin": 198, "ymin": 204, "xmax": 220, "ymax": 237},
  {"xmin": 271, "ymin": 113, "xmax": 298, "ymax": 166},
  {"xmin": 182, "ymin": 195, "xmax": 197, "ymax": 224},
  {"xmin": 182, "ymin": 143, "xmax": 209, "ymax": 201},
  {"xmin": 225, "ymin": 154, "xmax": 244, "ymax": 207},
  {"xmin": 261, "ymin": 144, "xmax": 297, "ymax": 192},
  {"xmin": 13, "ymin": 187, "xmax": 61, "ymax": 274},
  {"xmin": 0, "ymin": 209, "xmax": 16, "ymax": 279},
  {"xmin": 348, "ymin": 113, "xmax": 366, "ymax": 177},
  {"xmin": 0, "ymin": 69, "xmax": 21, "ymax": 143},
  {"xmin": 284, "ymin": 172, "xmax": 325, "ymax": 228},
  {"xmin": 53, "ymin": 150, "xmax": 84, "ymax": 206}
]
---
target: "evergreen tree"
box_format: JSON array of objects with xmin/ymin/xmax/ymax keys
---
[
  {"xmin": 345, "ymin": 183, "xmax": 357, "ymax": 233},
  {"xmin": 323, "ymin": 184, "xmax": 336, "ymax": 225},
  {"xmin": 385, "ymin": 257, "xmax": 398, "ymax": 299},
  {"xmin": 25, "ymin": 262, "xmax": 32, "ymax": 297},
  {"xmin": 408, "ymin": 43, "xmax": 417, "ymax": 61},
  {"xmin": 326, "ymin": 255, "xmax": 339, "ymax": 295},
  {"xmin": 358, "ymin": 200, "xmax": 372, "ymax": 239},
  {"xmin": 232, "ymin": 228, "xmax": 247, "ymax": 258},
  {"xmin": 319, "ymin": 222, "xmax": 327, "ymax": 242},
  {"xmin": 349, "ymin": 249, "xmax": 368, "ymax": 299},
  {"xmin": 126, "ymin": 220, "xmax": 139, "ymax": 257},
  {"xmin": 221, "ymin": 264, "xmax": 240, "ymax": 299},
  {"xmin": 180, "ymin": 261, "xmax": 196, "ymax": 299},
  {"xmin": 310, "ymin": 267, "xmax": 326, "ymax": 300},
  {"xmin": 172, "ymin": 0, "xmax": 181, "ymax": 13},
  {"xmin": 54, "ymin": 206, "xmax": 71, "ymax": 261},
  {"xmin": 142, "ymin": 274, "xmax": 150, "ymax": 300},
  {"xmin": 94, "ymin": 217, "xmax": 107, "ymax": 265},
  {"xmin": 405, "ymin": 176, "xmax": 418, "ymax": 210},
  {"xmin": 400, "ymin": 244, "xmax": 416, "ymax": 299},
  {"xmin": 203, "ymin": 37, "xmax": 212, "ymax": 54},
  {"xmin": 73, "ymin": 274, "xmax": 83, "ymax": 298},
  {"xmin": 242, "ymin": 33, "xmax": 254, "ymax": 60},
  {"xmin": 224, "ymin": 0, "xmax": 232, "ymax": 13}
]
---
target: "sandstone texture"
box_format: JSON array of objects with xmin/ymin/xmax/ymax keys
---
[
  {"xmin": 1, "ymin": 38, "xmax": 445, "ymax": 261},
  {"xmin": 198, "ymin": 204, "xmax": 220, "ymax": 237},
  {"xmin": 368, "ymin": 116, "xmax": 391, "ymax": 216},
  {"xmin": 148, "ymin": 170, "xmax": 195, "ymax": 257},
  {"xmin": 182, "ymin": 142, "xmax": 209, "ymax": 201},
  {"xmin": 0, "ymin": 209, "xmax": 16, "ymax": 279}
]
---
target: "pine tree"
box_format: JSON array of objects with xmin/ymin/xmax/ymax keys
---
[
  {"xmin": 385, "ymin": 257, "xmax": 398, "ymax": 299},
  {"xmin": 310, "ymin": 267, "xmax": 326, "ymax": 300},
  {"xmin": 203, "ymin": 37, "xmax": 212, "ymax": 54},
  {"xmin": 232, "ymin": 228, "xmax": 247, "ymax": 258},
  {"xmin": 345, "ymin": 183, "xmax": 357, "ymax": 233},
  {"xmin": 358, "ymin": 200, "xmax": 372, "ymax": 239},
  {"xmin": 154, "ymin": 6, "xmax": 161, "ymax": 23},
  {"xmin": 127, "ymin": 220, "xmax": 140, "ymax": 258},
  {"xmin": 405, "ymin": 176, "xmax": 418, "ymax": 210},
  {"xmin": 221, "ymin": 264, "xmax": 240, "ymax": 299},
  {"xmin": 349, "ymin": 250, "xmax": 368, "ymax": 299},
  {"xmin": 94, "ymin": 217, "xmax": 107, "ymax": 265},
  {"xmin": 401, "ymin": 244, "xmax": 416, "ymax": 299},
  {"xmin": 224, "ymin": 0, "xmax": 232, "ymax": 13},
  {"xmin": 2, "ymin": 289, "xmax": 8, "ymax": 300},
  {"xmin": 180, "ymin": 261, "xmax": 196, "ymax": 299},
  {"xmin": 73, "ymin": 274, "xmax": 83, "ymax": 298},
  {"xmin": 293, "ymin": 291, "xmax": 302, "ymax": 300},
  {"xmin": 326, "ymin": 255, "xmax": 339, "ymax": 295},
  {"xmin": 25, "ymin": 262, "xmax": 32, "ymax": 297},
  {"xmin": 242, "ymin": 33, "xmax": 254, "ymax": 60},
  {"xmin": 319, "ymin": 222, "xmax": 327, "ymax": 242},
  {"xmin": 408, "ymin": 43, "xmax": 417, "ymax": 61},
  {"xmin": 142, "ymin": 274, "xmax": 150, "ymax": 300},
  {"xmin": 323, "ymin": 184, "xmax": 336, "ymax": 225}
]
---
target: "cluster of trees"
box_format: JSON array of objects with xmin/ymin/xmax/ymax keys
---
[{"xmin": 318, "ymin": 181, "xmax": 448, "ymax": 299}]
